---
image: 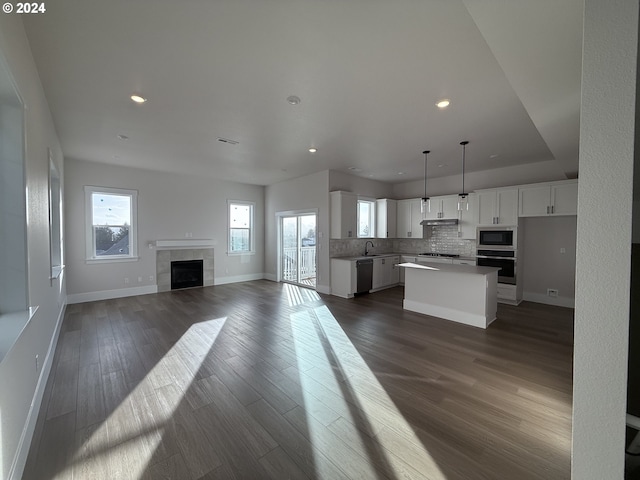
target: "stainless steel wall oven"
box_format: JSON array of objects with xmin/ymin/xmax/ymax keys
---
[{"xmin": 476, "ymin": 249, "xmax": 517, "ymax": 285}]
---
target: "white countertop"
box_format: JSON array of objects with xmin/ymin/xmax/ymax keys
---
[
  {"xmin": 331, "ymin": 253, "xmax": 476, "ymax": 262},
  {"xmin": 399, "ymin": 262, "xmax": 500, "ymax": 276}
]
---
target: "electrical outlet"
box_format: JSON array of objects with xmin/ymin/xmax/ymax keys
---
[
  {"xmin": 547, "ymin": 288, "xmax": 559, "ymax": 297},
  {"xmin": 124, "ymin": 277, "xmax": 130, "ymax": 284},
  {"xmin": 560, "ymin": 247, "xmax": 566, "ymax": 254},
  {"xmin": 138, "ymin": 276, "xmax": 142, "ymax": 283},
  {"xmin": 149, "ymin": 275, "xmax": 154, "ymax": 282}
]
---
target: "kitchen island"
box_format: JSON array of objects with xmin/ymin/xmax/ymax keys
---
[{"xmin": 400, "ymin": 262, "xmax": 501, "ymax": 329}]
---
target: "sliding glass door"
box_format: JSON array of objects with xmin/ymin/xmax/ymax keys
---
[{"xmin": 280, "ymin": 214, "xmax": 317, "ymax": 288}]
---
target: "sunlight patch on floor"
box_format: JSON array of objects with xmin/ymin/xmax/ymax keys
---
[
  {"xmin": 290, "ymin": 306, "xmax": 448, "ymax": 479},
  {"xmin": 63, "ymin": 317, "xmax": 227, "ymax": 479},
  {"xmin": 284, "ymin": 283, "xmax": 320, "ymax": 307}
]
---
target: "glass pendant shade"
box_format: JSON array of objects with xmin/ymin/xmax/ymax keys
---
[
  {"xmin": 458, "ymin": 141, "xmax": 469, "ymax": 211},
  {"xmin": 421, "ymin": 150, "xmax": 430, "ymax": 215}
]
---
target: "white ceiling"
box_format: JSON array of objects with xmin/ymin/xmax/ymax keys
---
[{"xmin": 23, "ymin": 0, "xmax": 583, "ymax": 186}]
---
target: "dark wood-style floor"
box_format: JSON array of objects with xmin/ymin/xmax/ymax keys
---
[{"xmin": 24, "ymin": 281, "xmax": 574, "ymax": 479}]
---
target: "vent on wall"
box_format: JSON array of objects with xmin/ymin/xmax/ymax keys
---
[{"xmin": 217, "ymin": 137, "xmax": 239, "ymax": 145}]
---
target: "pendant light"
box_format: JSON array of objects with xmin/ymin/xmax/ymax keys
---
[
  {"xmin": 458, "ymin": 141, "xmax": 469, "ymax": 211},
  {"xmin": 420, "ymin": 150, "xmax": 430, "ymax": 214}
]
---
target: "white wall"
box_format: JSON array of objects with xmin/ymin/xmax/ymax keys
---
[
  {"xmin": 0, "ymin": 15, "xmax": 67, "ymax": 480},
  {"xmin": 329, "ymin": 170, "xmax": 394, "ymax": 199},
  {"xmin": 521, "ymin": 216, "xmax": 577, "ymax": 307},
  {"xmin": 572, "ymin": 1, "xmax": 637, "ymax": 478},
  {"xmin": 265, "ymin": 171, "xmax": 330, "ymax": 293},
  {"xmin": 64, "ymin": 158, "xmax": 265, "ymax": 299},
  {"xmin": 392, "ymin": 159, "xmax": 570, "ymax": 199}
]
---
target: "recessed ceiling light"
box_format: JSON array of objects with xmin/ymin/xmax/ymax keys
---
[
  {"xmin": 348, "ymin": 166, "xmax": 361, "ymax": 172},
  {"xmin": 489, "ymin": 154, "xmax": 500, "ymax": 159},
  {"xmin": 397, "ymin": 171, "xmax": 405, "ymax": 175},
  {"xmin": 438, "ymin": 163, "xmax": 447, "ymax": 168},
  {"xmin": 130, "ymin": 94, "xmax": 147, "ymax": 104},
  {"xmin": 436, "ymin": 99, "xmax": 450, "ymax": 109},
  {"xmin": 308, "ymin": 147, "xmax": 317, "ymax": 153},
  {"xmin": 287, "ymin": 95, "xmax": 301, "ymax": 105},
  {"xmin": 117, "ymin": 134, "xmax": 129, "ymax": 141}
]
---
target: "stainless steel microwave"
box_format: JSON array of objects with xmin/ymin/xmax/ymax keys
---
[{"xmin": 477, "ymin": 226, "xmax": 517, "ymax": 250}]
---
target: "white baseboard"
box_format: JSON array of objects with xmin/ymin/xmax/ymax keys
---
[
  {"xmin": 214, "ymin": 273, "xmax": 266, "ymax": 285},
  {"xmin": 67, "ymin": 285, "xmax": 158, "ymax": 304},
  {"xmin": 403, "ymin": 299, "xmax": 493, "ymax": 329},
  {"xmin": 523, "ymin": 291, "xmax": 575, "ymax": 308},
  {"xmin": 263, "ymin": 273, "xmax": 277, "ymax": 282},
  {"xmin": 9, "ymin": 302, "xmax": 66, "ymax": 480}
]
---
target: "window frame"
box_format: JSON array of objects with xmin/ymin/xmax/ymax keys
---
[
  {"xmin": 357, "ymin": 198, "xmax": 376, "ymax": 238},
  {"xmin": 84, "ymin": 185, "xmax": 138, "ymax": 263},
  {"xmin": 228, "ymin": 200, "xmax": 255, "ymax": 255}
]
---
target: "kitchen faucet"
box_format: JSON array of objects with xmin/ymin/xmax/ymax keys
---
[{"xmin": 365, "ymin": 240, "xmax": 375, "ymax": 256}]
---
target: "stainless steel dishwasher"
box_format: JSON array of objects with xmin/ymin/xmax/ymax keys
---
[{"xmin": 355, "ymin": 258, "xmax": 374, "ymax": 294}]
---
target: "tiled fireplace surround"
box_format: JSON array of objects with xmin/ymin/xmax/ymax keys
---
[{"xmin": 156, "ymin": 248, "xmax": 214, "ymax": 292}]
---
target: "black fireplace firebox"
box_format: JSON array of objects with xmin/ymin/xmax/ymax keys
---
[{"xmin": 170, "ymin": 259, "xmax": 204, "ymax": 290}]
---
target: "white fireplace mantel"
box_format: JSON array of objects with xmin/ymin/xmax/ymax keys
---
[{"xmin": 154, "ymin": 239, "xmax": 215, "ymax": 249}]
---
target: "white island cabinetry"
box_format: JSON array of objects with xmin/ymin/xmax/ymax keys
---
[{"xmin": 400, "ymin": 262, "xmax": 500, "ymax": 329}]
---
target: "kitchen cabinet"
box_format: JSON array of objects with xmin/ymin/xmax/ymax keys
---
[
  {"xmin": 376, "ymin": 199, "xmax": 397, "ymax": 238},
  {"xmin": 518, "ymin": 180, "xmax": 578, "ymax": 217},
  {"xmin": 453, "ymin": 258, "xmax": 476, "ymax": 266},
  {"xmin": 330, "ymin": 191, "xmax": 357, "ymax": 239},
  {"xmin": 330, "ymin": 258, "xmax": 356, "ymax": 298},
  {"xmin": 417, "ymin": 256, "xmax": 453, "ymax": 265},
  {"xmin": 424, "ymin": 195, "xmax": 459, "ymax": 220},
  {"xmin": 396, "ymin": 198, "xmax": 423, "ymax": 238},
  {"xmin": 476, "ymin": 187, "xmax": 518, "ymax": 225},
  {"xmin": 372, "ymin": 255, "xmax": 400, "ymax": 290},
  {"xmin": 458, "ymin": 193, "xmax": 478, "ymax": 239}
]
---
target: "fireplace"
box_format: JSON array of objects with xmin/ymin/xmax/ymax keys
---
[
  {"xmin": 171, "ymin": 259, "xmax": 204, "ymax": 290},
  {"xmin": 156, "ymin": 247, "xmax": 214, "ymax": 293}
]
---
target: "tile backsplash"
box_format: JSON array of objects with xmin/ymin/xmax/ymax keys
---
[
  {"xmin": 330, "ymin": 238, "xmax": 394, "ymax": 257},
  {"xmin": 330, "ymin": 225, "xmax": 475, "ymax": 257}
]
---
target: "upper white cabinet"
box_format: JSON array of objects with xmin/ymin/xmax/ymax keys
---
[
  {"xmin": 396, "ymin": 198, "xmax": 423, "ymax": 238},
  {"xmin": 376, "ymin": 199, "xmax": 397, "ymax": 238},
  {"xmin": 424, "ymin": 195, "xmax": 459, "ymax": 220},
  {"xmin": 458, "ymin": 193, "xmax": 478, "ymax": 239},
  {"xmin": 518, "ymin": 180, "xmax": 578, "ymax": 217},
  {"xmin": 330, "ymin": 191, "xmax": 357, "ymax": 239},
  {"xmin": 476, "ymin": 187, "xmax": 519, "ymax": 225}
]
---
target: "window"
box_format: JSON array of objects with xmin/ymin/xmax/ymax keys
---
[
  {"xmin": 85, "ymin": 186, "xmax": 138, "ymax": 262},
  {"xmin": 357, "ymin": 199, "xmax": 375, "ymax": 238},
  {"xmin": 228, "ymin": 201, "xmax": 255, "ymax": 254}
]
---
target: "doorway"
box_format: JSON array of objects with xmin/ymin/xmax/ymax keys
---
[{"xmin": 280, "ymin": 214, "xmax": 317, "ymax": 288}]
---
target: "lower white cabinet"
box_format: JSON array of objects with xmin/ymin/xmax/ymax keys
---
[
  {"xmin": 372, "ymin": 255, "xmax": 400, "ymax": 291},
  {"xmin": 496, "ymin": 283, "xmax": 522, "ymax": 305},
  {"xmin": 453, "ymin": 258, "xmax": 477, "ymax": 266},
  {"xmin": 330, "ymin": 259, "xmax": 356, "ymax": 298}
]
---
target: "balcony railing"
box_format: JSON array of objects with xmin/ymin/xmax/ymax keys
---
[{"xmin": 283, "ymin": 246, "xmax": 316, "ymax": 284}]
